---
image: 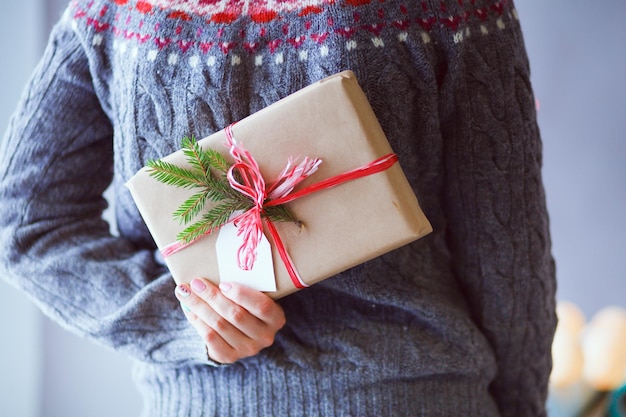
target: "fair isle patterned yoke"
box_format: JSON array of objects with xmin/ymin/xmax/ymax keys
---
[{"xmin": 70, "ymin": 0, "xmax": 519, "ymax": 69}]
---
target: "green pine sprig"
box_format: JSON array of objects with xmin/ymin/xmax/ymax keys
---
[{"xmin": 146, "ymin": 136, "xmax": 298, "ymax": 245}]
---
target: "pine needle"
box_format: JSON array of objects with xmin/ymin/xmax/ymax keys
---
[
  {"xmin": 173, "ymin": 190, "xmax": 211, "ymax": 225},
  {"xmin": 146, "ymin": 160, "xmax": 206, "ymax": 189},
  {"xmin": 181, "ymin": 136, "xmax": 210, "ymax": 179},
  {"xmin": 149, "ymin": 135, "xmax": 301, "ymax": 245},
  {"xmin": 265, "ymin": 205, "xmax": 298, "ymax": 223},
  {"xmin": 204, "ymin": 148, "xmax": 231, "ymax": 173},
  {"xmin": 177, "ymin": 200, "xmax": 249, "ymax": 244}
]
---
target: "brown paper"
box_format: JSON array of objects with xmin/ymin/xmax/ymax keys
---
[{"xmin": 126, "ymin": 71, "xmax": 432, "ymax": 299}]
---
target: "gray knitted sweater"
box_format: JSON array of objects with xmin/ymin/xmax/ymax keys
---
[{"xmin": 0, "ymin": 0, "xmax": 556, "ymax": 416}]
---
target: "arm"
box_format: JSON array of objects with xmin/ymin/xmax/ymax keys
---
[
  {"xmin": 440, "ymin": 30, "xmax": 557, "ymax": 416},
  {"xmin": 0, "ymin": 12, "xmax": 206, "ymax": 366}
]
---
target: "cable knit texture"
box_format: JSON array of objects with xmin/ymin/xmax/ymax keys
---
[{"xmin": 0, "ymin": 0, "xmax": 556, "ymax": 416}]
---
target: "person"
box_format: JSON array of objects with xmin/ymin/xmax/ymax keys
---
[{"xmin": 0, "ymin": 0, "xmax": 557, "ymax": 415}]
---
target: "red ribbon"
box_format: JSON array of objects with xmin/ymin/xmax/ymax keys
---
[{"xmin": 162, "ymin": 124, "xmax": 398, "ymax": 290}]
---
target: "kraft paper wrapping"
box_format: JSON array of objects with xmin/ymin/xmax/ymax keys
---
[{"xmin": 126, "ymin": 71, "xmax": 432, "ymax": 299}]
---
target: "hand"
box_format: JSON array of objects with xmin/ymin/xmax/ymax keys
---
[{"xmin": 175, "ymin": 278, "xmax": 286, "ymax": 364}]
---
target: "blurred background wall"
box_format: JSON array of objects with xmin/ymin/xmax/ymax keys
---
[
  {"xmin": 1, "ymin": 1, "xmax": 624, "ymax": 416},
  {"xmin": 0, "ymin": 1, "xmax": 143, "ymax": 416}
]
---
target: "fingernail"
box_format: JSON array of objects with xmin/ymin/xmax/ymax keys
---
[
  {"xmin": 191, "ymin": 278, "xmax": 207, "ymax": 293},
  {"xmin": 219, "ymin": 282, "xmax": 232, "ymax": 293},
  {"xmin": 176, "ymin": 284, "xmax": 191, "ymax": 298}
]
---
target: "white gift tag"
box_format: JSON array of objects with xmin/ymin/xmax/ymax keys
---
[{"xmin": 215, "ymin": 221, "xmax": 277, "ymax": 292}]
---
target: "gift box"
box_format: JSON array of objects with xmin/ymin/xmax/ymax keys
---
[{"xmin": 126, "ymin": 71, "xmax": 432, "ymax": 299}]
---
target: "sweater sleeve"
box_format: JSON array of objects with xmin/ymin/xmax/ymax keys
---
[
  {"xmin": 0, "ymin": 12, "xmax": 209, "ymax": 367},
  {"xmin": 440, "ymin": 26, "xmax": 557, "ymax": 417}
]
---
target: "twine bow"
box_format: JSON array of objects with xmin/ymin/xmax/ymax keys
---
[{"xmin": 224, "ymin": 124, "xmax": 321, "ymax": 287}]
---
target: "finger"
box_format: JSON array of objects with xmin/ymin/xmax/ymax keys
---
[
  {"xmin": 179, "ymin": 279, "xmax": 271, "ymax": 356},
  {"xmin": 187, "ymin": 278, "xmax": 268, "ymax": 341},
  {"xmin": 185, "ymin": 313, "xmax": 239, "ymax": 364},
  {"xmin": 219, "ymin": 281, "xmax": 286, "ymax": 331},
  {"xmin": 176, "ymin": 283, "xmax": 248, "ymax": 359},
  {"xmin": 176, "ymin": 281, "xmax": 247, "ymax": 341},
  {"xmin": 175, "ymin": 279, "xmax": 284, "ymax": 361},
  {"xmin": 179, "ymin": 301, "xmax": 197, "ymax": 321}
]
